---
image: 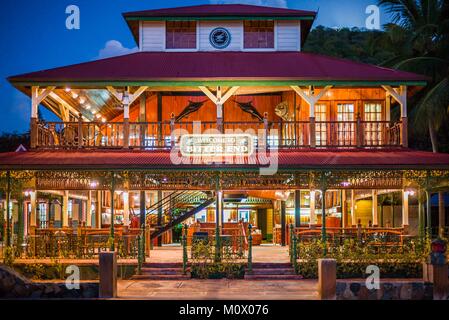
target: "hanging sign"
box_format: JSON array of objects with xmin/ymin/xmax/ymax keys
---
[{"xmin": 180, "ymin": 134, "xmax": 254, "ymax": 157}]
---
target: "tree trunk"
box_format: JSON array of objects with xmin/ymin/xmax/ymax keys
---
[{"xmin": 428, "ymin": 119, "xmax": 438, "ymax": 153}]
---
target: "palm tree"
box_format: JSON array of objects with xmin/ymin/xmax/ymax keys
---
[
  {"xmin": 379, "ymin": 0, "xmax": 449, "ymax": 236},
  {"xmin": 378, "ymin": 0, "xmax": 449, "ymax": 152}
]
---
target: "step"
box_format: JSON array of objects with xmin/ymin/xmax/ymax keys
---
[
  {"xmin": 131, "ymin": 274, "xmax": 191, "ymax": 281},
  {"xmin": 244, "ymin": 274, "xmax": 304, "ymax": 280},
  {"xmin": 141, "ymin": 263, "xmax": 184, "ymax": 268},
  {"xmin": 140, "ymin": 267, "xmax": 188, "ymax": 275},
  {"xmin": 250, "ymin": 268, "xmax": 296, "ymax": 275},
  {"xmin": 250, "ymin": 263, "xmax": 293, "ymax": 269}
]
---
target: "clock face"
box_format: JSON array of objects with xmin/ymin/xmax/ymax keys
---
[{"xmin": 209, "ymin": 27, "xmax": 231, "ymax": 49}]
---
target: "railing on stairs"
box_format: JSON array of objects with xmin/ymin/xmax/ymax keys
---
[{"xmin": 145, "ymin": 191, "xmax": 215, "ymax": 241}]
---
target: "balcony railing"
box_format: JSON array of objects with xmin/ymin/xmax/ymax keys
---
[{"xmin": 32, "ymin": 118, "xmax": 403, "ymax": 150}]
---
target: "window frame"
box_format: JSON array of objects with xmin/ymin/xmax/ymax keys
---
[
  {"xmin": 165, "ymin": 20, "xmax": 199, "ymax": 51},
  {"xmin": 242, "ymin": 20, "xmax": 277, "ymax": 51}
]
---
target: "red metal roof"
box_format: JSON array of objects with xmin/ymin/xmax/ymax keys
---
[
  {"xmin": 123, "ymin": 4, "xmax": 317, "ymax": 18},
  {"xmin": 8, "ymin": 52, "xmax": 428, "ymax": 85},
  {"xmin": 0, "ymin": 149, "xmax": 448, "ymax": 170}
]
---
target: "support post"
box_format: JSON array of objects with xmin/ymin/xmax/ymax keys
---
[
  {"xmin": 99, "ymin": 251, "xmax": 117, "ymax": 298},
  {"xmin": 438, "ymin": 192, "xmax": 445, "ymax": 238},
  {"xmin": 281, "ymin": 200, "xmax": 286, "ymax": 246},
  {"xmin": 310, "ymin": 190, "xmax": 316, "ymax": 226},
  {"xmin": 418, "ymin": 190, "xmax": 425, "ymax": 240},
  {"xmin": 157, "ymin": 190, "xmax": 163, "ymax": 247},
  {"xmin": 5, "ymin": 171, "xmax": 11, "ymax": 247},
  {"xmin": 351, "ymin": 190, "xmax": 356, "ymax": 226},
  {"xmin": 109, "ymin": 173, "xmax": 115, "ymax": 251},
  {"xmin": 247, "ymin": 224, "xmax": 253, "ymax": 273},
  {"xmin": 321, "ymin": 189, "xmax": 327, "ymax": 256},
  {"xmin": 309, "ymin": 116, "xmax": 316, "ymax": 148},
  {"xmin": 372, "ymin": 190, "xmax": 378, "ymax": 227},
  {"xmin": 139, "ymin": 190, "xmax": 147, "ymax": 258},
  {"xmin": 62, "ymin": 191, "xmax": 69, "ymax": 228},
  {"xmin": 96, "ymin": 190, "xmax": 102, "ymax": 228},
  {"xmin": 426, "ymin": 190, "xmax": 432, "ymax": 237},
  {"xmin": 356, "ymin": 113, "xmax": 363, "ymax": 148},
  {"xmin": 402, "ymin": 190, "xmax": 410, "ymax": 233},
  {"xmin": 86, "ymin": 190, "xmax": 92, "ymax": 227},
  {"xmin": 123, "ymin": 191, "xmax": 130, "ymax": 227},
  {"xmin": 294, "ymin": 190, "xmax": 301, "ymax": 228},
  {"xmin": 30, "ymin": 191, "xmax": 37, "ymax": 232},
  {"xmin": 215, "ymin": 190, "xmax": 223, "ymax": 262},
  {"xmin": 342, "ymin": 190, "xmax": 347, "ymax": 228},
  {"xmin": 123, "ymin": 91, "xmax": 130, "ymax": 148},
  {"xmin": 318, "ymin": 258, "xmax": 337, "ymax": 300}
]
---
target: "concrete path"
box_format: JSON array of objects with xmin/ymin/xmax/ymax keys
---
[{"xmin": 117, "ymin": 279, "xmax": 318, "ymax": 300}]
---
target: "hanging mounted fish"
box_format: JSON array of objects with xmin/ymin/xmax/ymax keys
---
[
  {"xmin": 274, "ymin": 101, "xmax": 293, "ymax": 121},
  {"xmin": 234, "ymin": 100, "xmax": 264, "ymax": 122},
  {"xmin": 175, "ymin": 100, "xmax": 207, "ymax": 122}
]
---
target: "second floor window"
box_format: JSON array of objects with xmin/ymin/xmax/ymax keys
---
[
  {"xmin": 166, "ymin": 21, "xmax": 197, "ymax": 49},
  {"xmin": 244, "ymin": 21, "xmax": 275, "ymax": 49}
]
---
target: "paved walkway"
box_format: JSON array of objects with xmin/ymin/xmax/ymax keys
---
[{"xmin": 117, "ymin": 279, "xmax": 318, "ymax": 300}]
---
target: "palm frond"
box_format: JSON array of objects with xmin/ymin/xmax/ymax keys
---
[{"xmin": 413, "ymin": 77, "xmax": 449, "ymax": 131}]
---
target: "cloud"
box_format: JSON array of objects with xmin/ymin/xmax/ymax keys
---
[
  {"xmin": 208, "ymin": 0, "xmax": 287, "ymax": 8},
  {"xmin": 96, "ymin": 40, "xmax": 138, "ymax": 60}
]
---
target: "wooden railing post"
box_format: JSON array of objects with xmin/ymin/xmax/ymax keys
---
[
  {"xmin": 77, "ymin": 113, "xmax": 83, "ymax": 149},
  {"xmin": 309, "ymin": 117, "xmax": 316, "ymax": 148},
  {"xmin": 30, "ymin": 118, "xmax": 38, "ymax": 149},
  {"xmin": 123, "ymin": 119, "xmax": 130, "ymax": 148},
  {"xmin": 170, "ymin": 113, "xmax": 175, "ymax": 148},
  {"xmin": 356, "ymin": 113, "xmax": 363, "ymax": 148},
  {"xmin": 401, "ymin": 117, "xmax": 408, "ymax": 148}
]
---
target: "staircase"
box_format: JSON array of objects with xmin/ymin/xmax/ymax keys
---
[
  {"xmin": 146, "ymin": 191, "xmax": 215, "ymax": 240},
  {"xmin": 131, "ymin": 262, "xmax": 190, "ymax": 280},
  {"xmin": 244, "ymin": 263, "xmax": 304, "ymax": 280}
]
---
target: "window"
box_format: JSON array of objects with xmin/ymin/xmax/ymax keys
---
[
  {"xmin": 315, "ymin": 104, "xmax": 327, "ymax": 146},
  {"xmin": 244, "ymin": 21, "xmax": 275, "ymax": 49},
  {"xmin": 364, "ymin": 102, "xmax": 382, "ymax": 145},
  {"xmin": 337, "ymin": 103, "xmax": 355, "ymax": 146},
  {"xmin": 166, "ymin": 21, "xmax": 197, "ymax": 49}
]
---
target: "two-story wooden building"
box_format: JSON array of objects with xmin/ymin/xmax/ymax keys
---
[{"xmin": 1, "ymin": 4, "xmax": 449, "ymax": 258}]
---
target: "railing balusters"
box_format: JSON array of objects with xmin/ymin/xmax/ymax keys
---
[{"xmin": 34, "ymin": 119, "xmax": 404, "ymax": 150}]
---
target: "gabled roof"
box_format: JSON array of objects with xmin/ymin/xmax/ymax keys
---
[
  {"xmin": 123, "ymin": 4, "xmax": 317, "ymax": 47},
  {"xmin": 1, "ymin": 149, "xmax": 449, "ymax": 170},
  {"xmin": 8, "ymin": 51, "xmax": 428, "ymax": 87},
  {"xmin": 123, "ymin": 4, "xmax": 316, "ymax": 19}
]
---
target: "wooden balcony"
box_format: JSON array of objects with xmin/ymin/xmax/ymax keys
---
[{"xmin": 32, "ymin": 118, "xmax": 403, "ymax": 150}]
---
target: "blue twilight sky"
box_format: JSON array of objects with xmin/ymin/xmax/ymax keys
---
[{"xmin": 0, "ymin": 0, "xmax": 392, "ymax": 133}]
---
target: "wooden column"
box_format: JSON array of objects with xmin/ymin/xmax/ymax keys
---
[
  {"xmin": 310, "ymin": 190, "xmax": 316, "ymax": 225},
  {"xmin": 294, "ymin": 190, "xmax": 301, "ymax": 228},
  {"xmin": 438, "ymin": 192, "xmax": 445, "ymax": 237},
  {"xmin": 351, "ymin": 190, "xmax": 357, "ymax": 226},
  {"xmin": 86, "ymin": 191, "xmax": 92, "ymax": 227},
  {"xmin": 342, "ymin": 190, "xmax": 347, "ymax": 228},
  {"xmin": 402, "ymin": 190, "xmax": 409, "ymax": 233},
  {"xmin": 123, "ymin": 191, "xmax": 130, "ymax": 227},
  {"xmin": 281, "ymin": 200, "xmax": 286, "ymax": 246},
  {"xmin": 157, "ymin": 190, "xmax": 163, "ymax": 246},
  {"xmin": 426, "ymin": 190, "xmax": 432, "ymax": 236},
  {"xmin": 62, "ymin": 191, "xmax": 69, "ymax": 228},
  {"xmin": 372, "ymin": 190, "xmax": 378, "ymax": 227},
  {"xmin": 96, "ymin": 190, "xmax": 102, "ymax": 228},
  {"xmin": 30, "ymin": 191, "xmax": 37, "ymax": 229}
]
